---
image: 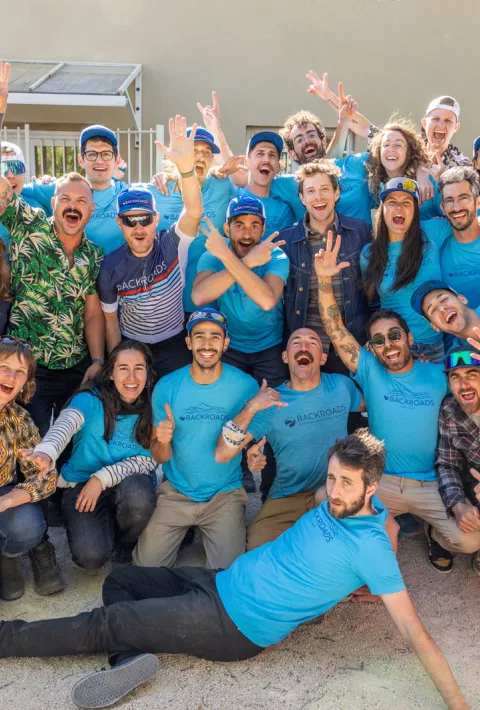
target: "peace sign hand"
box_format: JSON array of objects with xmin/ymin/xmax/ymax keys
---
[
  {"xmin": 199, "ymin": 216, "xmax": 230, "ymax": 260},
  {"xmin": 197, "ymin": 91, "xmax": 221, "ymax": 133},
  {"xmin": 0, "ymin": 61, "xmax": 10, "ymax": 111},
  {"xmin": 243, "ymin": 232, "xmax": 285, "ymax": 268},
  {"xmin": 156, "ymin": 116, "xmax": 196, "ymax": 175},
  {"xmin": 306, "ymin": 70, "xmax": 331, "ymax": 102},
  {"xmin": 314, "ymin": 231, "xmax": 350, "ymax": 280}
]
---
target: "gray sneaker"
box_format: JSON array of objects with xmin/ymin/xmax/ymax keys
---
[{"xmin": 71, "ymin": 653, "xmax": 159, "ymax": 708}]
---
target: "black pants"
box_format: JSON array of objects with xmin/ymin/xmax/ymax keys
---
[
  {"xmin": 322, "ymin": 347, "xmax": 366, "ymax": 434},
  {"xmin": 146, "ymin": 331, "xmax": 191, "ymax": 382},
  {"xmin": 0, "ymin": 566, "xmax": 262, "ymax": 664},
  {"xmin": 223, "ymin": 344, "xmax": 288, "ymax": 498}
]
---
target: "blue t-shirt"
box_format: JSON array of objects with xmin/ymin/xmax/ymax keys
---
[
  {"xmin": 441, "ymin": 233, "xmax": 480, "ymax": 308},
  {"xmin": 216, "ymin": 496, "xmax": 404, "ymax": 647},
  {"xmin": 61, "ymin": 392, "xmax": 152, "ymax": 483},
  {"xmin": 353, "ymin": 348, "xmax": 448, "ymax": 480},
  {"xmin": 234, "ymin": 186, "xmax": 296, "ymax": 235},
  {"xmin": 451, "ymin": 305, "xmax": 480, "ymax": 349},
  {"xmin": 360, "ymin": 220, "xmax": 451, "ymax": 345},
  {"xmin": 0, "ymin": 183, "xmax": 53, "ymax": 246},
  {"xmin": 270, "ymin": 153, "xmax": 373, "ymax": 225},
  {"xmin": 197, "ymin": 244, "xmax": 289, "ymax": 353},
  {"xmin": 248, "ymin": 375, "xmax": 361, "ymax": 498},
  {"xmin": 153, "ymin": 364, "xmax": 258, "ymax": 501}
]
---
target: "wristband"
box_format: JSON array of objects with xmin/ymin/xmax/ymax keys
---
[
  {"xmin": 180, "ymin": 168, "xmax": 195, "ymax": 178},
  {"xmin": 92, "ymin": 358, "xmax": 104, "ymax": 366},
  {"xmin": 245, "ymin": 400, "xmax": 258, "ymax": 414}
]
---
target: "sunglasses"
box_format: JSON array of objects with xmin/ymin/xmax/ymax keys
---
[
  {"xmin": 444, "ymin": 350, "xmax": 480, "ymax": 372},
  {"xmin": 0, "ymin": 335, "xmax": 32, "ymax": 349},
  {"xmin": 188, "ymin": 310, "xmax": 227, "ymax": 326},
  {"xmin": 1, "ymin": 160, "xmax": 27, "ymax": 176},
  {"xmin": 370, "ymin": 327, "xmax": 403, "ymax": 348},
  {"xmin": 119, "ymin": 214, "xmax": 155, "ymax": 228}
]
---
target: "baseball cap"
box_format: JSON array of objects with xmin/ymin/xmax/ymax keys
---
[
  {"xmin": 425, "ymin": 96, "xmax": 460, "ymax": 121},
  {"xmin": 186, "ymin": 308, "xmax": 228, "ymax": 334},
  {"xmin": 410, "ymin": 280, "xmax": 458, "ymax": 316},
  {"xmin": 226, "ymin": 195, "xmax": 266, "ymax": 222},
  {"xmin": 379, "ymin": 177, "xmax": 419, "ymax": 203},
  {"xmin": 187, "ymin": 126, "xmax": 220, "ymax": 154},
  {"xmin": 1, "ymin": 141, "xmax": 25, "ymax": 163},
  {"xmin": 473, "ymin": 137, "xmax": 480, "ymax": 158},
  {"xmin": 443, "ymin": 346, "xmax": 480, "ymax": 373},
  {"xmin": 117, "ymin": 187, "xmax": 157, "ymax": 215},
  {"xmin": 80, "ymin": 124, "xmax": 118, "ymax": 150},
  {"xmin": 247, "ymin": 131, "xmax": 284, "ymax": 158}
]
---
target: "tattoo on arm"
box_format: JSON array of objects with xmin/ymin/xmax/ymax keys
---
[
  {"xmin": 339, "ymin": 342, "xmax": 360, "ymax": 365},
  {"xmin": 318, "ymin": 280, "xmax": 333, "ymax": 294}
]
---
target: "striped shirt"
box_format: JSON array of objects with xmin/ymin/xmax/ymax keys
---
[{"xmin": 97, "ymin": 224, "xmax": 193, "ymax": 344}]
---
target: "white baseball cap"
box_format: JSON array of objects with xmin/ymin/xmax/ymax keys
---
[
  {"xmin": 425, "ymin": 96, "xmax": 460, "ymax": 121},
  {"xmin": 1, "ymin": 141, "xmax": 25, "ymax": 162}
]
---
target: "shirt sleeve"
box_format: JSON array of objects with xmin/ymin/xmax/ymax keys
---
[
  {"xmin": 269, "ymin": 174, "xmax": 305, "ymax": 222},
  {"xmin": 97, "ymin": 260, "xmax": 119, "ymax": 312},
  {"xmin": 20, "ymin": 181, "xmax": 56, "ymax": 214},
  {"xmin": 436, "ymin": 407, "xmax": 467, "ymax": 512},
  {"xmin": 247, "ymin": 407, "xmax": 274, "ymax": 441},
  {"xmin": 421, "ymin": 217, "xmax": 452, "ymax": 247},
  {"xmin": 264, "ymin": 248, "xmax": 290, "ymax": 282},
  {"xmin": 352, "ymin": 533, "xmax": 405, "ymax": 595},
  {"xmin": 34, "ymin": 406, "xmax": 85, "ymax": 463},
  {"xmin": 351, "ymin": 346, "xmax": 376, "ymax": 391},
  {"xmin": 152, "ymin": 379, "xmax": 172, "ymax": 425},
  {"xmin": 14, "ymin": 412, "xmax": 57, "ymax": 502},
  {"xmin": 334, "ymin": 152, "xmax": 369, "ymax": 173},
  {"xmin": 93, "ymin": 454, "xmax": 156, "ymax": 490},
  {"xmin": 342, "ymin": 376, "xmax": 362, "ymax": 412},
  {"xmin": 197, "ymin": 250, "xmax": 224, "ymax": 274}
]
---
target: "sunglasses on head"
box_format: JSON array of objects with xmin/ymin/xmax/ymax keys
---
[
  {"xmin": 190, "ymin": 310, "xmax": 227, "ymax": 326},
  {"xmin": 1, "ymin": 160, "xmax": 27, "ymax": 177},
  {"xmin": 119, "ymin": 214, "xmax": 155, "ymax": 228},
  {"xmin": 444, "ymin": 350, "xmax": 480, "ymax": 372},
  {"xmin": 0, "ymin": 335, "xmax": 32, "ymax": 350},
  {"xmin": 370, "ymin": 327, "xmax": 403, "ymax": 348}
]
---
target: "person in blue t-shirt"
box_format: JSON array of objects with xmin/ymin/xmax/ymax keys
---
[
  {"xmin": 437, "ymin": 166, "xmax": 480, "ymax": 307},
  {"xmin": 360, "ymin": 177, "xmax": 451, "ymax": 362},
  {"xmin": 133, "ymin": 308, "xmax": 265, "ymax": 570},
  {"xmin": 0, "ymin": 430, "xmax": 469, "ymax": 710},
  {"xmin": 25, "ymin": 340, "xmax": 157, "ymax": 570},
  {"xmin": 316, "ymin": 233, "xmax": 480, "ymax": 572}
]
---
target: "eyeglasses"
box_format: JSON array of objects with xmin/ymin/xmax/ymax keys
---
[
  {"xmin": 442, "ymin": 194, "xmax": 472, "ymax": 209},
  {"xmin": 82, "ymin": 150, "xmax": 116, "ymax": 162},
  {"xmin": 188, "ymin": 310, "xmax": 227, "ymax": 326},
  {"xmin": 119, "ymin": 214, "xmax": 155, "ymax": 228},
  {"xmin": 0, "ymin": 160, "xmax": 27, "ymax": 176},
  {"xmin": 293, "ymin": 130, "xmax": 320, "ymax": 146},
  {"xmin": 444, "ymin": 350, "xmax": 480, "ymax": 371},
  {"xmin": 370, "ymin": 327, "xmax": 403, "ymax": 348},
  {"xmin": 0, "ymin": 335, "xmax": 32, "ymax": 349}
]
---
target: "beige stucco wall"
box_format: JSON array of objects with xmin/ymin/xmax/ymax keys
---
[{"xmin": 3, "ymin": 0, "xmax": 480, "ymax": 155}]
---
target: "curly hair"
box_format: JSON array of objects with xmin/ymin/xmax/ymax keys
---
[
  {"xmin": 366, "ymin": 118, "xmax": 429, "ymax": 202},
  {"xmin": 296, "ymin": 160, "xmax": 341, "ymax": 195},
  {"xmin": 0, "ymin": 339, "xmax": 37, "ymax": 404},
  {"xmin": 280, "ymin": 110, "xmax": 326, "ymax": 151}
]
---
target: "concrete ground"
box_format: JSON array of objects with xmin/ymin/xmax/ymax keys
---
[{"xmin": 2, "ymin": 480, "xmax": 479, "ymax": 710}]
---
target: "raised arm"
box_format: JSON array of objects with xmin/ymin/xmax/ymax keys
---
[
  {"xmin": 381, "ymin": 590, "xmax": 469, "ymax": 709},
  {"xmin": 315, "ymin": 231, "xmax": 361, "ymax": 374},
  {"xmin": 306, "ymin": 70, "xmax": 372, "ymax": 140},
  {"xmin": 0, "ymin": 60, "xmax": 9, "ymax": 128},
  {"xmin": 326, "ymin": 83, "xmax": 359, "ymax": 159}
]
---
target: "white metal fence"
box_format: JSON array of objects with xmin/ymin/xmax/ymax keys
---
[{"xmin": 1, "ymin": 124, "xmax": 165, "ymax": 183}]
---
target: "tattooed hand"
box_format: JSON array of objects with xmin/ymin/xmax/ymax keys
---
[{"xmin": 314, "ymin": 231, "xmax": 350, "ymax": 281}]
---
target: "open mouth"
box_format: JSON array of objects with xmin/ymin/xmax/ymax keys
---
[
  {"xmin": 450, "ymin": 210, "xmax": 468, "ymax": 221},
  {"xmin": 433, "ymin": 129, "xmax": 446, "ymax": 142},
  {"xmin": 198, "ymin": 349, "xmax": 217, "ymax": 361},
  {"xmin": 124, "ymin": 383, "xmax": 139, "ymax": 391},
  {"xmin": 195, "ymin": 162, "xmax": 206, "ymax": 175},
  {"xmin": 259, "ymin": 165, "xmax": 272, "ymax": 177},
  {"xmin": 238, "ymin": 239, "xmax": 254, "ymax": 248},
  {"xmin": 0, "ymin": 383, "xmax": 14, "ymax": 395},
  {"xmin": 64, "ymin": 211, "xmax": 81, "ymax": 227},
  {"xmin": 302, "ymin": 144, "xmax": 318, "ymax": 158},
  {"xmin": 384, "ymin": 348, "xmax": 401, "ymax": 363},
  {"xmin": 295, "ymin": 352, "xmax": 314, "ymax": 367},
  {"xmin": 392, "ymin": 214, "xmax": 405, "ymax": 226},
  {"xmin": 459, "ymin": 390, "xmax": 476, "ymax": 403},
  {"xmin": 312, "ymin": 202, "xmax": 328, "ymax": 213},
  {"xmin": 444, "ymin": 310, "xmax": 458, "ymax": 325}
]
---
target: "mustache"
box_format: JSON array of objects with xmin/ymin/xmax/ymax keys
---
[
  {"xmin": 62, "ymin": 209, "xmax": 82, "ymax": 219},
  {"xmin": 294, "ymin": 350, "xmax": 314, "ymax": 362}
]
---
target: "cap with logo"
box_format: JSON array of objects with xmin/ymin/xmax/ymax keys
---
[
  {"xmin": 186, "ymin": 307, "xmax": 228, "ymax": 334},
  {"xmin": 425, "ymin": 96, "xmax": 460, "ymax": 121},
  {"xmin": 226, "ymin": 195, "xmax": 266, "ymax": 222},
  {"xmin": 247, "ymin": 131, "xmax": 284, "ymax": 158},
  {"xmin": 443, "ymin": 346, "xmax": 480, "ymax": 373},
  {"xmin": 117, "ymin": 187, "xmax": 157, "ymax": 215},
  {"xmin": 379, "ymin": 177, "xmax": 419, "ymax": 203},
  {"xmin": 410, "ymin": 280, "xmax": 458, "ymax": 316},
  {"xmin": 186, "ymin": 126, "xmax": 220, "ymax": 154},
  {"xmin": 80, "ymin": 124, "xmax": 118, "ymax": 150},
  {"xmin": 473, "ymin": 137, "xmax": 480, "ymax": 158}
]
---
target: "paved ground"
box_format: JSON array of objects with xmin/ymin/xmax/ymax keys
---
[{"xmin": 2, "ymin": 481, "xmax": 479, "ymax": 710}]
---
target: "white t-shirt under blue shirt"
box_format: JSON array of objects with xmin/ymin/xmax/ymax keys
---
[
  {"xmin": 248, "ymin": 375, "xmax": 361, "ymax": 498},
  {"xmin": 197, "ymin": 244, "xmax": 290, "ymax": 353},
  {"xmin": 353, "ymin": 348, "xmax": 448, "ymax": 480},
  {"xmin": 153, "ymin": 364, "xmax": 258, "ymax": 501},
  {"xmin": 216, "ymin": 496, "xmax": 404, "ymax": 648}
]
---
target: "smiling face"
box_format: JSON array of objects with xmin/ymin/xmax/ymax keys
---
[
  {"xmin": 300, "ymin": 172, "xmax": 339, "ymax": 225},
  {"xmin": 246, "ymin": 142, "xmax": 280, "ymax": 188},
  {"xmin": 422, "ymin": 289, "xmax": 469, "ymax": 335},
  {"xmin": 117, "ymin": 210, "xmax": 159, "ymax": 257},
  {"xmin": 283, "ymin": 328, "xmax": 326, "ymax": 384},
  {"xmin": 1, "ymin": 147, "xmax": 26, "ymax": 193},
  {"xmin": 187, "ymin": 321, "xmax": 229, "ymax": 371},
  {"xmin": 53, "ymin": 179, "xmax": 94, "ymax": 237},
  {"xmin": 382, "ymin": 191, "xmax": 416, "ymax": 238},
  {"xmin": 193, "ymin": 141, "xmax": 214, "ymax": 185},
  {"xmin": 0, "ymin": 353, "xmax": 29, "ymax": 408},
  {"xmin": 289, "ymin": 122, "xmax": 326, "ymax": 164},
  {"xmin": 440, "ymin": 179, "xmax": 479, "ymax": 232},
  {"xmin": 79, "ymin": 138, "xmax": 120, "ymax": 188},
  {"xmin": 448, "ymin": 367, "xmax": 480, "ymax": 415},
  {"xmin": 110, "ymin": 348, "xmax": 148, "ymax": 403},
  {"xmin": 380, "ymin": 130, "xmax": 409, "ymax": 178},
  {"xmin": 224, "ymin": 213, "xmax": 265, "ymax": 258},
  {"xmin": 326, "ymin": 456, "xmax": 372, "ymax": 519},
  {"xmin": 422, "ymin": 108, "xmax": 459, "ymax": 152},
  {"xmin": 369, "ymin": 317, "xmax": 413, "ymax": 373}
]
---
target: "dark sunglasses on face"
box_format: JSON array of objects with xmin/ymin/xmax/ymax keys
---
[
  {"xmin": 1, "ymin": 160, "xmax": 27, "ymax": 176},
  {"xmin": 119, "ymin": 214, "xmax": 155, "ymax": 228},
  {"xmin": 370, "ymin": 327, "xmax": 403, "ymax": 348}
]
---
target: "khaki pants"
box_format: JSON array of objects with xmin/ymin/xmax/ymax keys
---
[
  {"xmin": 247, "ymin": 490, "xmax": 322, "ymax": 550},
  {"xmin": 133, "ymin": 481, "xmax": 248, "ymax": 569},
  {"xmin": 377, "ymin": 475, "xmax": 480, "ymax": 554}
]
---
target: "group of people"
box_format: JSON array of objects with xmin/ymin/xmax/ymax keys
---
[{"xmin": 0, "ymin": 59, "xmax": 478, "ymax": 709}]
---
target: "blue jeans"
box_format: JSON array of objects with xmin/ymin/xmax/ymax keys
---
[
  {"xmin": 0, "ymin": 485, "xmax": 46, "ymax": 557},
  {"xmin": 410, "ymin": 340, "xmax": 445, "ymax": 364},
  {"xmin": 61, "ymin": 475, "xmax": 156, "ymax": 570}
]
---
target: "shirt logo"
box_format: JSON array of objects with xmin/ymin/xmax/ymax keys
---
[
  {"xmin": 284, "ymin": 404, "xmax": 347, "ymax": 428},
  {"xmin": 383, "ymin": 382, "xmax": 435, "ymax": 408},
  {"xmin": 447, "ymin": 263, "xmax": 480, "ymax": 278},
  {"xmin": 313, "ymin": 506, "xmax": 336, "ymax": 542},
  {"xmin": 179, "ymin": 403, "xmax": 228, "ymax": 422}
]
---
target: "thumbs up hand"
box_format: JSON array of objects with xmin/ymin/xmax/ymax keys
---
[
  {"xmin": 156, "ymin": 404, "xmax": 175, "ymax": 444},
  {"xmin": 247, "ymin": 437, "xmax": 267, "ymax": 473}
]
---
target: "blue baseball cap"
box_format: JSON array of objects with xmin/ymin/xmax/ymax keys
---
[
  {"xmin": 473, "ymin": 137, "xmax": 480, "ymax": 158},
  {"xmin": 443, "ymin": 346, "xmax": 480, "ymax": 373},
  {"xmin": 80, "ymin": 124, "xmax": 118, "ymax": 150},
  {"xmin": 186, "ymin": 308, "xmax": 228, "ymax": 334},
  {"xmin": 410, "ymin": 280, "xmax": 458, "ymax": 316},
  {"xmin": 226, "ymin": 196, "xmax": 266, "ymax": 222},
  {"xmin": 247, "ymin": 131, "xmax": 284, "ymax": 158},
  {"xmin": 187, "ymin": 126, "xmax": 220, "ymax": 155},
  {"xmin": 117, "ymin": 187, "xmax": 157, "ymax": 215},
  {"xmin": 379, "ymin": 177, "xmax": 419, "ymax": 203}
]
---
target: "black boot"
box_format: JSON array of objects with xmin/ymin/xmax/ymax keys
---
[
  {"xmin": 28, "ymin": 539, "xmax": 65, "ymax": 595},
  {"xmin": 0, "ymin": 554, "xmax": 25, "ymax": 600}
]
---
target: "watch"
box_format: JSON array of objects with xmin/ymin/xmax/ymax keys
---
[{"xmin": 92, "ymin": 358, "xmax": 104, "ymax": 366}]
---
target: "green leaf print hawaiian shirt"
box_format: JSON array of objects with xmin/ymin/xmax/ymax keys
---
[{"xmin": 0, "ymin": 196, "xmax": 104, "ymax": 369}]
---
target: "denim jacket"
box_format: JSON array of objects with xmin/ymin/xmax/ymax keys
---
[{"xmin": 279, "ymin": 211, "xmax": 372, "ymax": 343}]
